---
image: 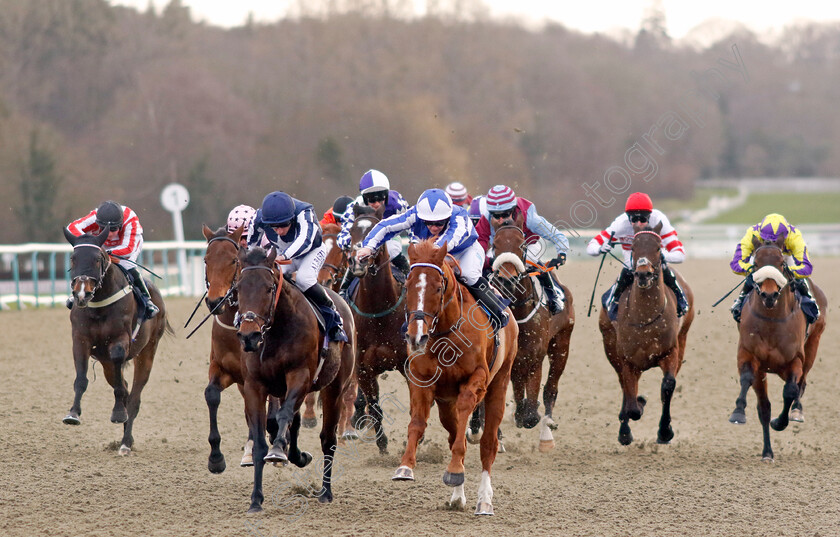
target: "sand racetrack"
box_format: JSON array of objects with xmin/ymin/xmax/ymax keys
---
[{"xmin": 1, "ymin": 257, "xmax": 838, "ymax": 537}]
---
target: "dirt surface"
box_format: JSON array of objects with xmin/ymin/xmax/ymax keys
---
[{"xmin": 1, "ymin": 258, "xmax": 838, "ymax": 537}]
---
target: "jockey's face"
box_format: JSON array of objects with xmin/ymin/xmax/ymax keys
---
[
  {"xmin": 272, "ymin": 221, "xmax": 293, "ymax": 237},
  {"xmin": 627, "ymin": 211, "xmax": 651, "ymax": 233},
  {"xmin": 108, "ymin": 229, "xmax": 120, "ymax": 241}
]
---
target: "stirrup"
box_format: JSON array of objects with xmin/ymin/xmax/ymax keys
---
[{"xmin": 144, "ymin": 302, "xmax": 160, "ymax": 320}]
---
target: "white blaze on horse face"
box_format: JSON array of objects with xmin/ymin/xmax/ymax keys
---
[
  {"xmin": 355, "ymin": 219, "xmax": 372, "ymax": 233},
  {"xmin": 415, "ymin": 273, "xmax": 427, "ymax": 338},
  {"xmin": 324, "ymin": 238, "xmax": 334, "ymax": 256}
]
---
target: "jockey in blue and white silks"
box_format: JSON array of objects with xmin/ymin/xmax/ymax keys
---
[
  {"xmin": 248, "ymin": 191, "xmax": 347, "ymax": 343},
  {"xmin": 356, "ymin": 189, "xmax": 509, "ymax": 331}
]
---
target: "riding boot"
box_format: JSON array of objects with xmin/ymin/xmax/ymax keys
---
[
  {"xmin": 303, "ymin": 283, "xmax": 348, "ymax": 343},
  {"xmin": 730, "ymin": 275, "xmax": 755, "ymax": 323},
  {"xmin": 128, "ymin": 268, "xmax": 159, "ymax": 319},
  {"xmin": 607, "ymin": 268, "xmax": 634, "ymax": 321},
  {"xmin": 465, "ymin": 276, "xmax": 510, "ymax": 334},
  {"xmin": 792, "ymin": 278, "xmax": 820, "ymax": 324},
  {"xmin": 391, "ymin": 253, "xmax": 411, "ymax": 277},
  {"xmin": 338, "ymin": 269, "xmax": 355, "ymax": 301},
  {"xmin": 536, "ymin": 271, "xmax": 564, "ymax": 315},
  {"xmin": 66, "ymin": 297, "xmax": 74, "ymax": 310},
  {"xmin": 662, "ymin": 264, "xmax": 689, "ymax": 318}
]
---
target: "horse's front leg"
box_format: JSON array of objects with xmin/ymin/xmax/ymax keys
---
[
  {"xmin": 657, "ymin": 348, "xmax": 680, "ymax": 444},
  {"xmin": 393, "ymin": 384, "xmax": 434, "ymax": 481},
  {"xmin": 617, "ymin": 366, "xmax": 643, "ymax": 446},
  {"xmin": 265, "ymin": 370, "xmax": 310, "ymax": 464},
  {"xmin": 244, "ymin": 379, "xmax": 268, "ymax": 513},
  {"xmin": 729, "ymin": 351, "xmax": 755, "ymax": 425},
  {"xmin": 444, "ymin": 370, "xmax": 487, "ymax": 488},
  {"xmin": 119, "ymin": 345, "xmax": 156, "ymax": 456},
  {"xmin": 205, "ymin": 359, "xmax": 230, "ymax": 472},
  {"xmin": 771, "ymin": 368, "xmax": 802, "ymax": 432},
  {"xmin": 543, "ymin": 325, "xmax": 572, "ymax": 428},
  {"xmin": 63, "ymin": 336, "xmax": 90, "ymax": 425},
  {"xmin": 752, "ymin": 372, "xmax": 774, "ymax": 461}
]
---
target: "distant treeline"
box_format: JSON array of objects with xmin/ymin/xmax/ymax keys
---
[{"xmin": 0, "ymin": 0, "xmax": 838, "ymax": 242}]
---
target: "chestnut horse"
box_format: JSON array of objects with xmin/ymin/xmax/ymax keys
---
[
  {"xmin": 392, "ymin": 240, "xmax": 518, "ymax": 516},
  {"xmin": 62, "ymin": 228, "xmax": 171, "ymax": 456},
  {"xmin": 598, "ymin": 228, "xmax": 694, "ymax": 446},
  {"xmin": 345, "ymin": 205, "xmax": 408, "ymax": 454},
  {"xmin": 302, "ymin": 222, "xmax": 357, "ymax": 435},
  {"xmin": 489, "ymin": 221, "xmax": 574, "ymax": 452},
  {"xmin": 201, "ymin": 224, "xmax": 283, "ymax": 471},
  {"xmin": 236, "ymin": 247, "xmax": 355, "ymax": 513},
  {"xmin": 727, "ymin": 239, "xmax": 828, "ymax": 461}
]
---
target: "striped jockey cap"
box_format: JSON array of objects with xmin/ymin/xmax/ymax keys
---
[
  {"xmin": 445, "ymin": 182, "xmax": 469, "ymax": 204},
  {"xmin": 485, "ymin": 185, "xmax": 516, "ymax": 211}
]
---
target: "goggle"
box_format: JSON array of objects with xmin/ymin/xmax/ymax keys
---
[
  {"xmin": 424, "ymin": 219, "xmax": 448, "ymax": 228},
  {"xmin": 270, "ymin": 220, "xmax": 293, "ymax": 229},
  {"xmin": 362, "ymin": 191, "xmax": 388, "ymax": 204},
  {"xmin": 627, "ymin": 212, "xmax": 650, "ymax": 223},
  {"xmin": 490, "ymin": 209, "xmax": 513, "ymax": 220},
  {"xmin": 97, "ymin": 222, "xmax": 120, "ymax": 232}
]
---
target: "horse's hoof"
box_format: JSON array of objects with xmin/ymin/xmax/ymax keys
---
[
  {"xmin": 618, "ymin": 432, "xmax": 633, "ymax": 446},
  {"xmin": 209, "ymin": 455, "xmax": 227, "ymax": 473},
  {"xmin": 539, "ymin": 439, "xmax": 555, "ymax": 452},
  {"xmin": 466, "ymin": 428, "xmax": 483, "ymax": 445},
  {"xmin": 118, "ymin": 445, "xmax": 131, "ymax": 456},
  {"xmin": 475, "ymin": 501, "xmax": 495, "ymax": 516},
  {"xmin": 292, "ymin": 451, "xmax": 312, "ymax": 468},
  {"xmin": 110, "ymin": 409, "xmax": 128, "ymax": 424},
  {"xmin": 264, "ymin": 447, "xmax": 288, "ymax": 465},
  {"xmin": 497, "ymin": 441, "xmax": 506, "ymax": 454},
  {"xmin": 443, "ymin": 471, "xmax": 465, "ymax": 487},
  {"xmin": 637, "ymin": 396, "xmax": 647, "ymax": 408},
  {"xmin": 762, "ymin": 456, "xmax": 774, "ymax": 463},
  {"xmin": 247, "ymin": 504, "xmax": 263, "ymax": 514},
  {"xmin": 392, "ymin": 465, "xmax": 415, "ymax": 481},
  {"xmin": 302, "ymin": 416, "xmax": 318, "ymax": 429},
  {"xmin": 342, "ymin": 430, "xmax": 358, "ymax": 441},
  {"xmin": 318, "ymin": 490, "xmax": 333, "ymax": 503},
  {"xmin": 63, "ymin": 414, "xmax": 81, "ymax": 425},
  {"xmin": 728, "ymin": 411, "xmax": 747, "ymax": 424},
  {"xmin": 657, "ymin": 428, "xmax": 674, "ymax": 445},
  {"xmin": 545, "ymin": 417, "xmax": 558, "ymax": 430},
  {"xmin": 789, "ymin": 408, "xmax": 804, "ymax": 422},
  {"xmin": 240, "ymin": 453, "xmax": 254, "ymax": 467},
  {"xmin": 523, "ymin": 414, "xmax": 540, "ymax": 429},
  {"xmin": 770, "ymin": 418, "xmax": 787, "ymax": 432}
]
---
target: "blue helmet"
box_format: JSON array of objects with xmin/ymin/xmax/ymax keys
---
[
  {"xmin": 260, "ymin": 192, "xmax": 296, "ymax": 225},
  {"xmin": 416, "ymin": 189, "xmax": 453, "ymax": 221}
]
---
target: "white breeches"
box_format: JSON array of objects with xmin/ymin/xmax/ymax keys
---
[
  {"xmin": 281, "ymin": 243, "xmax": 326, "ymax": 291},
  {"xmin": 451, "ymin": 241, "xmax": 485, "ymax": 286}
]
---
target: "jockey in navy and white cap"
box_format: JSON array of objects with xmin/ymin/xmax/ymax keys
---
[
  {"xmin": 356, "ymin": 189, "xmax": 509, "ymax": 331},
  {"xmin": 337, "ymin": 170, "xmax": 410, "ymax": 272},
  {"xmin": 248, "ymin": 191, "xmax": 347, "ymax": 343},
  {"xmin": 475, "ymin": 185, "xmax": 569, "ymax": 315}
]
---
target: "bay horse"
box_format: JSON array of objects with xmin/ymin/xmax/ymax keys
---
[
  {"xmin": 392, "ymin": 240, "xmax": 518, "ymax": 516},
  {"xmin": 598, "ymin": 227, "xmax": 694, "ymax": 446},
  {"xmin": 201, "ymin": 224, "xmax": 282, "ymax": 471},
  {"xmin": 236, "ymin": 246, "xmax": 355, "ymax": 513},
  {"xmin": 727, "ymin": 238, "xmax": 828, "ymax": 461},
  {"xmin": 489, "ymin": 220, "xmax": 574, "ymax": 452},
  {"xmin": 302, "ymin": 222, "xmax": 357, "ymax": 435},
  {"xmin": 345, "ymin": 205, "xmax": 408, "ymax": 454},
  {"xmin": 62, "ymin": 227, "xmax": 171, "ymax": 456}
]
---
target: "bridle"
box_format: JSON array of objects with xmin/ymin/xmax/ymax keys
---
[
  {"xmin": 320, "ymin": 232, "xmax": 346, "ymax": 287},
  {"xmin": 205, "ymin": 235, "xmax": 241, "ymax": 308},
  {"xmin": 236, "ymin": 264, "xmax": 280, "ymax": 339},
  {"xmin": 71, "ymin": 243, "xmax": 111, "ymax": 299},
  {"xmin": 632, "ymin": 231, "xmax": 662, "ymax": 285},
  {"xmin": 406, "ymin": 262, "xmax": 459, "ymax": 336}
]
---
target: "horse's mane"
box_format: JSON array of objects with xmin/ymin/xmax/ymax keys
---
[
  {"xmin": 243, "ymin": 246, "xmax": 271, "ymax": 265},
  {"xmin": 411, "ymin": 238, "xmax": 443, "ymax": 262},
  {"xmin": 211, "ymin": 226, "xmax": 228, "ymax": 238},
  {"xmin": 322, "ymin": 222, "xmax": 341, "ymax": 234},
  {"xmin": 353, "ymin": 204, "xmax": 376, "ymax": 217}
]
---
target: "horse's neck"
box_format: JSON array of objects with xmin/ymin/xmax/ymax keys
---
[
  {"xmin": 436, "ymin": 271, "xmax": 463, "ymax": 331},
  {"xmin": 628, "ymin": 276, "xmax": 666, "ymax": 308},
  {"xmin": 97, "ymin": 264, "xmax": 129, "ymax": 298},
  {"xmin": 359, "ymin": 254, "xmax": 399, "ymax": 301},
  {"xmin": 750, "ymin": 287, "xmax": 796, "ymax": 319}
]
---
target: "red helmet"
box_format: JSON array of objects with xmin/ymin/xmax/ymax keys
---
[{"xmin": 625, "ymin": 192, "xmax": 653, "ymax": 212}]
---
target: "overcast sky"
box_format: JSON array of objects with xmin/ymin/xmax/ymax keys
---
[{"xmin": 113, "ymin": 1, "xmax": 840, "ymax": 38}]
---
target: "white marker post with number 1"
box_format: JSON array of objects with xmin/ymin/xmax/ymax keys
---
[{"xmin": 160, "ymin": 183, "xmax": 190, "ymax": 295}]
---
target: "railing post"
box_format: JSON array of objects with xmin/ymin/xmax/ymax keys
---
[
  {"xmin": 12, "ymin": 254, "xmax": 21, "ymax": 310},
  {"xmin": 31, "ymin": 252, "xmax": 39, "ymax": 308}
]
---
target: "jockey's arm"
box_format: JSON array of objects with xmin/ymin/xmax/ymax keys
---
[
  {"xmin": 526, "ymin": 205, "xmax": 569, "ymax": 253},
  {"xmin": 67, "ymin": 210, "xmax": 98, "ymax": 237},
  {"xmin": 587, "ymin": 215, "xmax": 623, "ymax": 256},
  {"xmin": 336, "ymin": 202, "xmax": 357, "ymax": 250},
  {"xmin": 785, "ymin": 228, "xmax": 813, "ymax": 278},
  {"xmin": 108, "ymin": 219, "xmax": 140, "ymax": 258},
  {"xmin": 475, "ymin": 216, "xmax": 492, "ymax": 253},
  {"xmin": 729, "ymin": 227, "xmax": 757, "ymax": 275},
  {"xmin": 361, "ymin": 211, "xmax": 414, "ymax": 253},
  {"xmin": 283, "ymin": 209, "xmax": 318, "ymax": 260},
  {"xmin": 435, "ymin": 214, "xmax": 469, "ymax": 251},
  {"xmin": 657, "ymin": 213, "xmax": 685, "ymax": 264}
]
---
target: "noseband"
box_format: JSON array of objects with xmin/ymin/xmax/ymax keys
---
[
  {"xmin": 71, "ymin": 243, "xmax": 110, "ymax": 297},
  {"xmin": 236, "ymin": 264, "xmax": 279, "ymax": 336},
  {"xmin": 205, "ymin": 235, "xmax": 241, "ymax": 307}
]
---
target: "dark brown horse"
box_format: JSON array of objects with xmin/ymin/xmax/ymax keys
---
[
  {"xmin": 489, "ymin": 221, "xmax": 575, "ymax": 452},
  {"xmin": 62, "ymin": 227, "xmax": 171, "ymax": 455},
  {"xmin": 392, "ymin": 240, "xmax": 518, "ymax": 515},
  {"xmin": 201, "ymin": 224, "xmax": 282, "ymax": 471},
  {"xmin": 344, "ymin": 205, "xmax": 408, "ymax": 454},
  {"xmin": 727, "ymin": 239, "xmax": 828, "ymax": 461},
  {"xmin": 302, "ymin": 222, "xmax": 357, "ymax": 436},
  {"xmin": 598, "ymin": 228, "xmax": 694, "ymax": 446},
  {"xmin": 236, "ymin": 247, "xmax": 355, "ymax": 513}
]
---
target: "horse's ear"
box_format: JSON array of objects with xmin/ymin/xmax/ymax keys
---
[
  {"xmin": 266, "ymin": 245, "xmax": 277, "ymax": 265},
  {"xmin": 353, "ymin": 203, "xmax": 366, "ymax": 216},
  {"xmin": 95, "ymin": 227, "xmax": 110, "ymax": 247},
  {"xmin": 407, "ymin": 243, "xmax": 417, "ymax": 263},
  {"xmin": 230, "ymin": 224, "xmax": 244, "ymax": 244},
  {"xmin": 653, "ymin": 221, "xmax": 663, "ymax": 235},
  {"xmin": 202, "ymin": 224, "xmax": 214, "ymax": 241},
  {"xmin": 751, "ymin": 235, "xmax": 763, "ymax": 250},
  {"xmin": 63, "ymin": 227, "xmax": 77, "ymax": 246},
  {"xmin": 775, "ymin": 235, "xmax": 785, "ymax": 249},
  {"xmin": 434, "ymin": 242, "xmax": 448, "ymax": 263}
]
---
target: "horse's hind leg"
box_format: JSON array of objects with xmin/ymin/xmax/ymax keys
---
[
  {"xmin": 287, "ymin": 411, "xmax": 313, "ymax": 469},
  {"xmin": 317, "ymin": 380, "xmax": 343, "ymax": 503},
  {"xmin": 438, "ymin": 401, "xmax": 467, "ymax": 509},
  {"xmin": 771, "ymin": 370, "xmax": 801, "ymax": 432},
  {"xmin": 467, "ymin": 401, "xmax": 484, "ymax": 444},
  {"xmin": 522, "ymin": 358, "xmax": 542, "ymax": 429},
  {"xmin": 302, "ymin": 393, "xmax": 318, "ymax": 428},
  {"xmin": 64, "ymin": 338, "xmax": 90, "ymax": 425},
  {"xmin": 339, "ymin": 376, "xmax": 359, "ymax": 440},
  {"xmin": 120, "ymin": 347, "xmax": 156, "ymax": 455},
  {"xmin": 657, "ymin": 348, "xmax": 679, "ymax": 444},
  {"xmin": 543, "ymin": 325, "xmax": 572, "ymax": 429},
  {"xmin": 475, "ymin": 363, "xmax": 510, "ymax": 516},
  {"xmin": 444, "ymin": 371, "xmax": 487, "ymax": 489}
]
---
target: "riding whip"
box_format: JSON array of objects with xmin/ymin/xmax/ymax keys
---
[
  {"xmin": 587, "ymin": 232, "xmax": 615, "ymax": 317},
  {"xmin": 183, "ymin": 290, "xmax": 208, "ymax": 328},
  {"xmin": 109, "ymin": 253, "xmax": 163, "ymax": 279}
]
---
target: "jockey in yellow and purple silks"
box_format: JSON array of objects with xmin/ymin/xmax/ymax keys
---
[{"xmin": 729, "ymin": 213, "xmax": 819, "ymax": 324}]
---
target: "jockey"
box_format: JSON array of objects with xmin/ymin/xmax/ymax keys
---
[
  {"xmin": 355, "ymin": 189, "xmax": 510, "ymax": 331},
  {"xmin": 586, "ymin": 192, "xmax": 689, "ymax": 320},
  {"xmin": 227, "ymin": 204, "xmax": 256, "ymax": 247},
  {"xmin": 320, "ymin": 195, "xmax": 354, "ymax": 228},
  {"xmin": 476, "ymin": 185, "xmax": 569, "ymax": 315},
  {"xmin": 729, "ymin": 213, "xmax": 819, "ymax": 324},
  {"xmin": 66, "ymin": 200, "xmax": 159, "ymax": 319},
  {"xmin": 248, "ymin": 191, "xmax": 347, "ymax": 344},
  {"xmin": 337, "ymin": 169, "xmax": 410, "ymax": 275},
  {"xmin": 445, "ymin": 181, "xmax": 473, "ymax": 208},
  {"xmin": 468, "ymin": 196, "xmax": 483, "ymax": 226}
]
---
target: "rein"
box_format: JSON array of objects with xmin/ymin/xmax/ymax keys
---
[
  {"xmin": 406, "ymin": 262, "xmax": 460, "ymax": 337},
  {"xmin": 237, "ymin": 265, "xmax": 280, "ymax": 337}
]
